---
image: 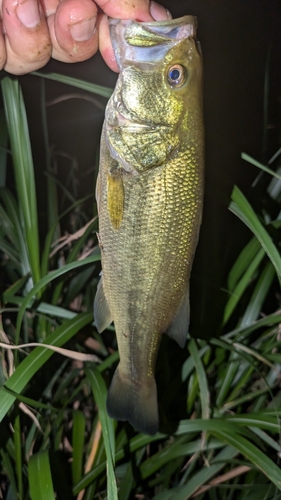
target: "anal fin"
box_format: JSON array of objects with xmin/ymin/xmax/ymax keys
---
[
  {"xmin": 166, "ymin": 285, "xmax": 190, "ymax": 348},
  {"xmin": 94, "ymin": 277, "xmax": 113, "ymax": 333}
]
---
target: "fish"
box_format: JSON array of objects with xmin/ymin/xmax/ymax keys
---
[{"xmin": 94, "ymin": 15, "xmax": 204, "ymax": 435}]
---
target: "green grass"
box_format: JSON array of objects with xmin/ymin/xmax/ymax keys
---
[{"xmin": 0, "ymin": 73, "xmax": 280, "ymax": 499}]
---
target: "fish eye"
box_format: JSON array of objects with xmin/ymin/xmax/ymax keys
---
[{"xmin": 167, "ymin": 64, "xmax": 186, "ymax": 88}]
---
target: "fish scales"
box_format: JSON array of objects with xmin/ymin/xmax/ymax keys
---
[{"xmin": 94, "ymin": 16, "xmax": 204, "ymax": 435}]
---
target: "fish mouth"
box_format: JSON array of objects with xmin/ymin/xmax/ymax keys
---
[
  {"xmin": 116, "ymin": 112, "xmax": 157, "ymax": 133},
  {"xmin": 110, "ymin": 94, "xmax": 169, "ymax": 133},
  {"xmin": 115, "ymin": 108, "xmax": 171, "ymax": 134}
]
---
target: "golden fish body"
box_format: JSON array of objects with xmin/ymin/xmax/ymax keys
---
[{"xmin": 94, "ymin": 16, "xmax": 204, "ymax": 435}]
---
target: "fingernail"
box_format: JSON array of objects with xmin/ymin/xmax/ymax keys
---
[
  {"xmin": 150, "ymin": 1, "xmax": 172, "ymax": 21},
  {"xmin": 70, "ymin": 17, "xmax": 96, "ymax": 42},
  {"xmin": 17, "ymin": 0, "xmax": 40, "ymax": 28}
]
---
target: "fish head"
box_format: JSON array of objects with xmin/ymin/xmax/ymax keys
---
[{"xmin": 105, "ymin": 16, "xmax": 203, "ymax": 173}]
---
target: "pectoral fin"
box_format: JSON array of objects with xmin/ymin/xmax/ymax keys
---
[
  {"xmin": 94, "ymin": 277, "xmax": 113, "ymax": 333},
  {"xmin": 166, "ymin": 285, "xmax": 190, "ymax": 348},
  {"xmin": 107, "ymin": 172, "xmax": 124, "ymax": 230}
]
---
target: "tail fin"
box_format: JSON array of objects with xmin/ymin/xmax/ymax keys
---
[{"xmin": 106, "ymin": 365, "xmax": 159, "ymax": 435}]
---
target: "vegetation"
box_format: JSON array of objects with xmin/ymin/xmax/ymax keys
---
[{"xmin": 0, "ymin": 73, "xmax": 280, "ymax": 500}]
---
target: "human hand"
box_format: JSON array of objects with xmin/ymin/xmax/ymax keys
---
[{"xmin": 0, "ymin": 0, "xmax": 171, "ymax": 75}]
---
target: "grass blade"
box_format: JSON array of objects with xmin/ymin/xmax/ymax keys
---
[
  {"xmin": 239, "ymin": 261, "xmax": 275, "ymax": 327},
  {"xmin": 28, "ymin": 450, "xmax": 55, "ymax": 500},
  {"xmin": 1, "ymin": 77, "xmax": 41, "ymax": 286},
  {"xmin": 159, "ymin": 446, "xmax": 238, "ymax": 500},
  {"xmin": 227, "ymin": 236, "xmax": 261, "ymax": 292},
  {"xmin": 0, "ymin": 108, "xmax": 8, "ymax": 188},
  {"xmin": 188, "ymin": 339, "xmax": 210, "ymax": 419},
  {"xmin": 0, "ymin": 189, "xmax": 30, "ymax": 277},
  {"xmin": 15, "ymin": 254, "xmax": 100, "ymax": 342},
  {"xmin": 72, "ymin": 410, "xmax": 86, "ymax": 485},
  {"xmin": 230, "ymin": 186, "xmax": 281, "ymax": 284},
  {"xmin": 13, "ymin": 415, "xmax": 23, "ymax": 499},
  {"xmin": 1, "ymin": 450, "xmax": 17, "ymax": 498},
  {"xmin": 242, "ymin": 152, "xmax": 281, "ymax": 181},
  {"xmin": 32, "ymin": 72, "xmax": 113, "ymax": 98},
  {"xmin": 176, "ymin": 419, "xmax": 281, "ymax": 490},
  {"xmin": 0, "ymin": 312, "xmax": 93, "ymax": 422},
  {"xmin": 224, "ymin": 311, "xmax": 281, "ymax": 341},
  {"xmin": 223, "ymin": 246, "xmax": 265, "ymax": 325},
  {"xmin": 86, "ymin": 368, "xmax": 118, "ymax": 500}
]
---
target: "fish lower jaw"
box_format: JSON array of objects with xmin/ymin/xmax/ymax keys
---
[
  {"xmin": 121, "ymin": 123, "xmax": 155, "ymax": 133},
  {"xmin": 115, "ymin": 112, "xmax": 155, "ymax": 132}
]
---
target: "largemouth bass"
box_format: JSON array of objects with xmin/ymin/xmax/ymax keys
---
[{"xmin": 94, "ymin": 15, "xmax": 204, "ymax": 435}]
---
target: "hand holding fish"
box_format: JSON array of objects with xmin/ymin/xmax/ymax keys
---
[{"xmin": 0, "ymin": 0, "xmax": 171, "ymax": 74}]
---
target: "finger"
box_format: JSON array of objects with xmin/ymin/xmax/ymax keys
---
[
  {"xmin": 95, "ymin": 0, "xmax": 171, "ymax": 21},
  {"xmin": 2, "ymin": 0, "xmax": 51, "ymax": 75},
  {"xmin": 0, "ymin": 19, "xmax": 7, "ymax": 71},
  {"xmin": 95, "ymin": 0, "xmax": 152, "ymax": 22},
  {"xmin": 44, "ymin": 0, "xmax": 99, "ymax": 63},
  {"xmin": 98, "ymin": 1, "xmax": 172, "ymax": 72},
  {"xmin": 40, "ymin": 0, "xmax": 60, "ymax": 18}
]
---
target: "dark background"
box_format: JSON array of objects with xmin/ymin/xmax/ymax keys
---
[{"xmin": 14, "ymin": 0, "xmax": 281, "ymax": 338}]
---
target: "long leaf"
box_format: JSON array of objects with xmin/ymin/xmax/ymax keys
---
[
  {"xmin": 242, "ymin": 152, "xmax": 281, "ymax": 181},
  {"xmin": 72, "ymin": 410, "xmax": 86, "ymax": 485},
  {"xmin": 0, "ymin": 189, "xmax": 30, "ymax": 277},
  {"xmin": 230, "ymin": 186, "xmax": 281, "ymax": 284},
  {"xmin": 155, "ymin": 446, "xmax": 238, "ymax": 500},
  {"xmin": 0, "ymin": 107, "xmax": 8, "ymax": 188},
  {"xmin": 86, "ymin": 368, "xmax": 118, "ymax": 500},
  {"xmin": 1, "ymin": 77, "xmax": 41, "ymax": 286},
  {"xmin": 188, "ymin": 339, "xmax": 210, "ymax": 419},
  {"xmin": 176, "ymin": 419, "xmax": 281, "ymax": 490},
  {"xmin": 223, "ymin": 247, "xmax": 265, "ymax": 324},
  {"xmin": 227, "ymin": 236, "xmax": 261, "ymax": 291},
  {"xmin": 73, "ymin": 432, "xmax": 165, "ymax": 494},
  {"xmin": 28, "ymin": 450, "xmax": 55, "ymax": 500},
  {"xmin": 32, "ymin": 72, "xmax": 113, "ymax": 98},
  {"xmin": 239, "ymin": 261, "xmax": 275, "ymax": 327},
  {"xmin": 0, "ymin": 312, "xmax": 93, "ymax": 422},
  {"xmin": 15, "ymin": 254, "xmax": 100, "ymax": 342}
]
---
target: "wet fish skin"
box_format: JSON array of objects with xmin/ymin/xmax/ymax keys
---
[{"xmin": 94, "ymin": 16, "xmax": 204, "ymax": 435}]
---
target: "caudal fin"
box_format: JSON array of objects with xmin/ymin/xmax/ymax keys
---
[{"xmin": 106, "ymin": 365, "xmax": 159, "ymax": 435}]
